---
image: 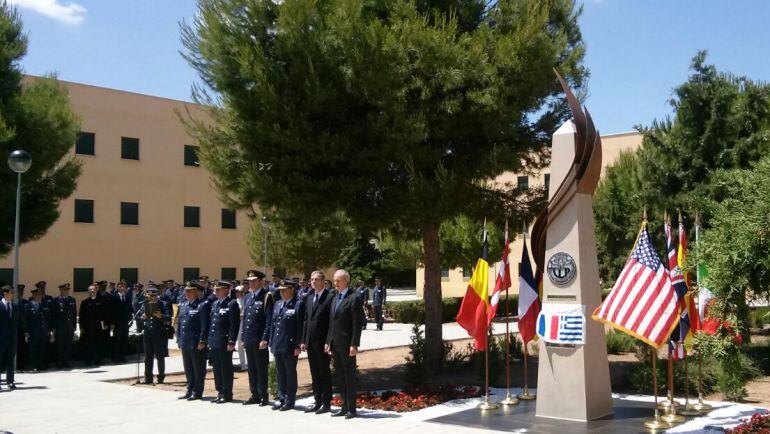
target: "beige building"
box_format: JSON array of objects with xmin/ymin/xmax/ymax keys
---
[
  {"xmin": 415, "ymin": 131, "xmax": 643, "ymax": 299},
  {"xmin": 0, "ymin": 78, "xmax": 256, "ymax": 304}
]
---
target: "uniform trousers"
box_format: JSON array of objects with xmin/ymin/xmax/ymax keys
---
[
  {"xmin": 210, "ymin": 347, "xmax": 234, "ymax": 397},
  {"xmin": 274, "ymin": 350, "xmax": 298, "ymax": 405},
  {"xmin": 55, "ymin": 329, "xmax": 74, "ymax": 367},
  {"xmin": 28, "ymin": 333, "xmax": 47, "ymax": 371},
  {"xmin": 143, "ymin": 334, "xmax": 166, "ymax": 381},
  {"xmin": 244, "ymin": 343, "xmax": 269, "ymax": 400},
  {"xmin": 181, "ymin": 348, "xmax": 207, "ymax": 396},
  {"xmin": 374, "ymin": 305, "xmax": 384, "ymax": 330}
]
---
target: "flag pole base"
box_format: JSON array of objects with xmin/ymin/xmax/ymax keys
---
[
  {"xmin": 691, "ymin": 399, "xmax": 713, "ymax": 415},
  {"xmin": 499, "ymin": 392, "xmax": 519, "ymax": 406},
  {"xmin": 477, "ymin": 396, "xmax": 499, "ymax": 411},
  {"xmin": 644, "ymin": 413, "xmax": 671, "ymax": 432},
  {"xmin": 679, "ymin": 403, "xmax": 701, "ymax": 417},
  {"xmin": 657, "ymin": 398, "xmax": 682, "ymax": 410},
  {"xmin": 661, "ymin": 405, "xmax": 686, "ymax": 424},
  {"xmin": 517, "ymin": 389, "xmax": 536, "ymax": 401}
]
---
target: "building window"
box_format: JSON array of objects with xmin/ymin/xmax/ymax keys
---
[
  {"xmin": 0, "ymin": 268, "xmax": 13, "ymax": 287},
  {"xmin": 121, "ymin": 137, "xmax": 140, "ymax": 160},
  {"xmin": 462, "ymin": 267, "xmax": 472, "ymax": 278},
  {"xmin": 73, "ymin": 268, "xmax": 94, "ymax": 293},
  {"xmin": 74, "ymin": 199, "xmax": 94, "ymax": 223},
  {"xmin": 184, "ymin": 206, "xmax": 200, "ymax": 227},
  {"xmin": 121, "ymin": 202, "xmax": 139, "ymax": 225},
  {"xmin": 183, "ymin": 268, "xmax": 200, "ymax": 283},
  {"xmin": 441, "ymin": 268, "xmax": 450, "ymax": 278},
  {"xmin": 517, "ymin": 175, "xmax": 529, "ymax": 191},
  {"xmin": 76, "ymin": 132, "xmax": 95, "ymax": 155},
  {"xmin": 221, "ymin": 209, "xmax": 236, "ymax": 229},
  {"xmin": 184, "ymin": 145, "xmax": 199, "ymax": 166},
  {"xmin": 544, "ymin": 173, "xmax": 551, "ymax": 196},
  {"xmin": 120, "ymin": 268, "xmax": 138, "ymax": 286},
  {"xmin": 221, "ymin": 268, "xmax": 236, "ymax": 280}
]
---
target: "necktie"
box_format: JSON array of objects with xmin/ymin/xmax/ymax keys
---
[{"xmin": 335, "ymin": 293, "xmax": 343, "ymax": 312}]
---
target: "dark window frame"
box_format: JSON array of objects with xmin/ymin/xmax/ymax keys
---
[
  {"xmin": 221, "ymin": 209, "xmax": 236, "ymax": 229},
  {"xmin": 184, "ymin": 206, "xmax": 200, "ymax": 228},
  {"xmin": 183, "ymin": 268, "xmax": 200, "ymax": 283},
  {"xmin": 119, "ymin": 268, "xmax": 139, "ymax": 287},
  {"xmin": 76, "ymin": 132, "xmax": 95, "ymax": 156},
  {"xmin": 221, "ymin": 267, "xmax": 236, "ymax": 280},
  {"xmin": 73, "ymin": 268, "xmax": 94, "ymax": 293},
  {"xmin": 74, "ymin": 199, "xmax": 95, "ymax": 223},
  {"xmin": 517, "ymin": 175, "xmax": 529, "ymax": 191},
  {"xmin": 184, "ymin": 145, "xmax": 200, "ymax": 167},
  {"xmin": 120, "ymin": 202, "xmax": 139, "ymax": 225},
  {"xmin": 121, "ymin": 137, "xmax": 140, "ymax": 160}
]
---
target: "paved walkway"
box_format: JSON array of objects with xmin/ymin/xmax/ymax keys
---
[{"xmin": 1, "ymin": 322, "xmax": 514, "ymax": 434}]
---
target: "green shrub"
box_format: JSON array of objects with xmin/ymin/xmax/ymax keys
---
[
  {"xmin": 469, "ymin": 331, "xmax": 507, "ymax": 386},
  {"xmin": 605, "ymin": 331, "xmax": 637, "ymax": 354},
  {"xmin": 268, "ymin": 361, "xmax": 277, "ymax": 398},
  {"xmin": 626, "ymin": 351, "xmax": 720, "ymax": 398},
  {"xmin": 750, "ymin": 306, "xmax": 769, "ymax": 329},
  {"xmin": 387, "ymin": 297, "xmax": 471, "ymax": 324},
  {"xmin": 405, "ymin": 323, "xmax": 429, "ymax": 386},
  {"xmin": 718, "ymin": 349, "xmax": 760, "ymax": 401},
  {"xmin": 744, "ymin": 341, "xmax": 770, "ymax": 375}
]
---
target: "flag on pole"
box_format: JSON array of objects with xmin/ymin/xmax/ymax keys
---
[
  {"xmin": 456, "ymin": 223, "xmax": 490, "ymax": 351},
  {"xmin": 665, "ymin": 217, "xmax": 688, "ymax": 359},
  {"xmin": 695, "ymin": 220, "xmax": 715, "ymax": 321},
  {"xmin": 679, "ymin": 219, "xmax": 700, "ymax": 336},
  {"xmin": 488, "ymin": 222, "xmax": 511, "ymax": 324},
  {"xmin": 592, "ymin": 223, "xmax": 680, "ymax": 347},
  {"xmin": 518, "ymin": 239, "xmax": 540, "ymax": 344}
]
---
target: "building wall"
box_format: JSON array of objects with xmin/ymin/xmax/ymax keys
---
[
  {"xmin": 415, "ymin": 131, "xmax": 643, "ymax": 299},
  {"xmin": 0, "ymin": 78, "xmax": 257, "ymax": 304}
]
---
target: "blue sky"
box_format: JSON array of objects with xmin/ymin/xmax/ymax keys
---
[{"xmin": 12, "ymin": 0, "xmax": 770, "ymax": 134}]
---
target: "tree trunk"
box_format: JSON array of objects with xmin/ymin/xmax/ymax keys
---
[{"xmin": 422, "ymin": 222, "xmax": 443, "ymax": 372}]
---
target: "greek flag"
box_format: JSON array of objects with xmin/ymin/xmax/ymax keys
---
[{"xmin": 536, "ymin": 304, "xmax": 585, "ymax": 345}]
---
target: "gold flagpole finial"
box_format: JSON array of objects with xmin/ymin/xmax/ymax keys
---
[
  {"xmin": 695, "ymin": 211, "xmax": 701, "ymax": 227},
  {"xmin": 678, "ymin": 209, "xmax": 683, "ymax": 225},
  {"xmin": 664, "ymin": 209, "xmax": 668, "ymax": 225},
  {"xmin": 643, "ymin": 207, "xmax": 648, "ymax": 222}
]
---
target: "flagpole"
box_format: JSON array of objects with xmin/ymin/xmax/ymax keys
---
[
  {"xmin": 691, "ymin": 213, "xmax": 713, "ymax": 415},
  {"xmin": 644, "ymin": 348, "xmax": 671, "ymax": 431},
  {"xmin": 478, "ymin": 219, "xmax": 498, "ymax": 411},
  {"xmin": 500, "ymin": 225, "xmax": 518, "ymax": 407},
  {"xmin": 661, "ymin": 210, "xmax": 685, "ymax": 425},
  {"xmin": 518, "ymin": 337, "xmax": 535, "ymax": 400}
]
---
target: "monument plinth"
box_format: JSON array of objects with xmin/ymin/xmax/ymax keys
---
[{"xmin": 531, "ymin": 72, "xmax": 613, "ymax": 421}]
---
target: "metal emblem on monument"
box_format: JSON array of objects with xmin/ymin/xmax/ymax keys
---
[{"xmin": 547, "ymin": 252, "xmax": 577, "ymax": 286}]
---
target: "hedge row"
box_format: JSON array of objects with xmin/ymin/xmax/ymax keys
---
[{"xmin": 387, "ymin": 295, "xmax": 519, "ymax": 324}]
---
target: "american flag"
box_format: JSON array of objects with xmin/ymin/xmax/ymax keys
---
[{"xmin": 592, "ymin": 225, "xmax": 680, "ymax": 347}]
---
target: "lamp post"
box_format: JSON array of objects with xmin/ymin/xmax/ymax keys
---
[
  {"xmin": 7, "ymin": 150, "xmax": 32, "ymax": 300},
  {"xmin": 260, "ymin": 216, "xmax": 270, "ymax": 275}
]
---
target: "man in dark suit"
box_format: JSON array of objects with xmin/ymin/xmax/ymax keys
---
[
  {"xmin": 325, "ymin": 269, "xmax": 363, "ymax": 419},
  {"xmin": 79, "ymin": 284, "xmax": 106, "ymax": 366},
  {"xmin": 265, "ymin": 280, "xmax": 305, "ymax": 411},
  {"xmin": 176, "ymin": 282, "xmax": 210, "ymax": 401},
  {"xmin": 112, "ymin": 281, "xmax": 133, "ymax": 363},
  {"xmin": 53, "ymin": 283, "xmax": 77, "ymax": 368},
  {"xmin": 208, "ymin": 280, "xmax": 240, "ymax": 403},
  {"xmin": 301, "ymin": 270, "xmax": 333, "ymax": 414},
  {"xmin": 241, "ymin": 269, "xmax": 273, "ymax": 406},
  {"xmin": 355, "ymin": 279, "xmax": 370, "ymax": 330},
  {"xmin": 0, "ymin": 285, "xmax": 20, "ymax": 389},
  {"xmin": 137, "ymin": 285, "xmax": 171, "ymax": 384}
]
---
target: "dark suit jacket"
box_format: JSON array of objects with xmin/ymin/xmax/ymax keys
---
[
  {"xmin": 268, "ymin": 296, "xmax": 305, "ymax": 354},
  {"xmin": 326, "ymin": 289, "xmax": 362, "ymax": 349},
  {"xmin": 302, "ymin": 289, "xmax": 332, "ymax": 349},
  {"xmin": 0, "ymin": 301, "xmax": 20, "ymax": 348},
  {"xmin": 111, "ymin": 292, "xmax": 133, "ymax": 329}
]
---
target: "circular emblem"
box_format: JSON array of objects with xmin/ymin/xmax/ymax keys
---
[{"xmin": 547, "ymin": 252, "xmax": 577, "ymax": 286}]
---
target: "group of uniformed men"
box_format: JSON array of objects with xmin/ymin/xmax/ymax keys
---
[{"xmin": 0, "ymin": 270, "xmax": 388, "ymax": 417}]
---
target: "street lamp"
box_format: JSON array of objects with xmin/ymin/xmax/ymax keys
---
[
  {"xmin": 260, "ymin": 216, "xmax": 270, "ymax": 275},
  {"xmin": 8, "ymin": 150, "xmax": 31, "ymax": 300}
]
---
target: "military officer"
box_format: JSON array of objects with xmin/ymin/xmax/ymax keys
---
[
  {"xmin": 0, "ymin": 285, "xmax": 20, "ymax": 389},
  {"xmin": 241, "ymin": 270, "xmax": 273, "ymax": 405},
  {"xmin": 79, "ymin": 284, "xmax": 106, "ymax": 366},
  {"xmin": 297, "ymin": 278, "xmax": 312, "ymax": 302},
  {"xmin": 112, "ymin": 281, "xmax": 133, "ymax": 363},
  {"xmin": 301, "ymin": 270, "xmax": 333, "ymax": 413},
  {"xmin": 199, "ymin": 276, "xmax": 215, "ymax": 302},
  {"xmin": 208, "ymin": 280, "xmax": 240, "ymax": 403},
  {"xmin": 177, "ymin": 282, "xmax": 210, "ymax": 401},
  {"xmin": 130, "ymin": 283, "xmax": 145, "ymax": 316},
  {"xmin": 269, "ymin": 273, "xmax": 282, "ymax": 298},
  {"xmin": 265, "ymin": 280, "xmax": 305, "ymax": 411},
  {"xmin": 23, "ymin": 285, "xmax": 54, "ymax": 371},
  {"xmin": 372, "ymin": 277, "xmax": 387, "ymax": 331},
  {"xmin": 355, "ymin": 279, "xmax": 370, "ymax": 330},
  {"xmin": 137, "ymin": 285, "xmax": 170, "ymax": 384},
  {"xmin": 53, "ymin": 283, "xmax": 77, "ymax": 368},
  {"xmin": 95, "ymin": 281, "xmax": 114, "ymax": 361}
]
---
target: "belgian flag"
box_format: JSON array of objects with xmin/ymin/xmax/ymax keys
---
[{"xmin": 456, "ymin": 225, "xmax": 490, "ymax": 351}]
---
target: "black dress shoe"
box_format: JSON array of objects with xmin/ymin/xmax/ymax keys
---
[
  {"xmin": 219, "ymin": 396, "xmax": 233, "ymax": 403},
  {"xmin": 272, "ymin": 401, "xmax": 284, "ymax": 410},
  {"xmin": 142, "ymin": 379, "xmax": 154, "ymax": 385},
  {"xmin": 243, "ymin": 396, "xmax": 259, "ymax": 405},
  {"xmin": 157, "ymin": 376, "xmax": 165, "ymax": 384},
  {"xmin": 280, "ymin": 404, "xmax": 294, "ymax": 411},
  {"xmin": 211, "ymin": 395, "xmax": 223, "ymax": 403},
  {"xmin": 179, "ymin": 392, "xmax": 192, "ymax": 400},
  {"xmin": 187, "ymin": 394, "xmax": 201, "ymax": 401},
  {"xmin": 315, "ymin": 405, "xmax": 331, "ymax": 415},
  {"xmin": 345, "ymin": 413, "xmax": 357, "ymax": 420},
  {"xmin": 259, "ymin": 399, "xmax": 270, "ymax": 406},
  {"xmin": 305, "ymin": 403, "xmax": 321, "ymax": 413},
  {"xmin": 331, "ymin": 410, "xmax": 348, "ymax": 417},
  {"xmin": 8, "ymin": 383, "xmax": 15, "ymax": 390}
]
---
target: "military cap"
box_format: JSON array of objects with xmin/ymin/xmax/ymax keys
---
[
  {"xmin": 97, "ymin": 280, "xmax": 107, "ymax": 287},
  {"xmin": 184, "ymin": 281, "xmax": 203, "ymax": 291},
  {"xmin": 108, "ymin": 281, "xmax": 116, "ymax": 286},
  {"xmin": 145, "ymin": 285, "xmax": 159, "ymax": 293},
  {"xmin": 164, "ymin": 279, "xmax": 174, "ymax": 283},
  {"xmin": 0, "ymin": 285, "xmax": 12, "ymax": 293},
  {"xmin": 58, "ymin": 283, "xmax": 71, "ymax": 290},
  {"xmin": 35, "ymin": 281, "xmax": 47, "ymax": 288},
  {"xmin": 234, "ymin": 285, "xmax": 245, "ymax": 292},
  {"xmin": 17, "ymin": 284, "xmax": 25, "ymax": 290},
  {"xmin": 213, "ymin": 280, "xmax": 232, "ymax": 289},
  {"xmin": 246, "ymin": 269, "xmax": 265, "ymax": 281},
  {"xmin": 279, "ymin": 279, "xmax": 297, "ymax": 291},
  {"xmin": 133, "ymin": 283, "xmax": 144, "ymax": 289},
  {"xmin": 271, "ymin": 273, "xmax": 280, "ymax": 278},
  {"xmin": 198, "ymin": 275, "xmax": 210, "ymax": 281},
  {"xmin": 374, "ymin": 277, "xmax": 383, "ymax": 281},
  {"xmin": 30, "ymin": 286, "xmax": 41, "ymax": 293}
]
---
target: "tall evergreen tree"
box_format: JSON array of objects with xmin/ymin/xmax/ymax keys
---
[
  {"xmin": 0, "ymin": 4, "xmax": 81, "ymax": 257},
  {"xmin": 182, "ymin": 0, "xmax": 586, "ymax": 368}
]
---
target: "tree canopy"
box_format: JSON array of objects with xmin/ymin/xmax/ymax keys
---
[
  {"xmin": 0, "ymin": 5, "xmax": 81, "ymax": 257},
  {"xmin": 182, "ymin": 0, "xmax": 587, "ymax": 368}
]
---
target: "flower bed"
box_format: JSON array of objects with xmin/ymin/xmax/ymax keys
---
[
  {"xmin": 331, "ymin": 385, "xmax": 482, "ymax": 412},
  {"xmin": 728, "ymin": 412, "xmax": 770, "ymax": 433}
]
